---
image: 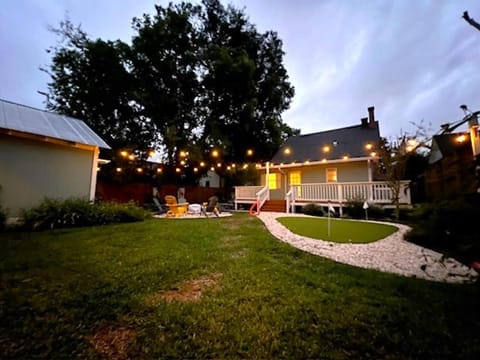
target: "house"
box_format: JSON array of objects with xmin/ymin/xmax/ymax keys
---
[
  {"xmin": 0, "ymin": 99, "xmax": 110, "ymax": 217},
  {"xmin": 235, "ymin": 107, "xmax": 411, "ymax": 213},
  {"xmin": 425, "ymin": 132, "xmax": 477, "ymax": 199}
]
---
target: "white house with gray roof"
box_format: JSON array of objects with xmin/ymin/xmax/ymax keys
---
[
  {"xmin": 0, "ymin": 99, "xmax": 110, "ymax": 217},
  {"xmin": 235, "ymin": 107, "xmax": 411, "ymax": 213}
]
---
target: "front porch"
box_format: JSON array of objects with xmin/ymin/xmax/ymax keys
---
[{"xmin": 235, "ymin": 181, "xmax": 411, "ymax": 213}]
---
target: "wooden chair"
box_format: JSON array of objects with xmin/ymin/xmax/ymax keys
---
[
  {"xmin": 164, "ymin": 195, "xmax": 189, "ymax": 217},
  {"xmin": 202, "ymin": 196, "xmax": 220, "ymax": 217}
]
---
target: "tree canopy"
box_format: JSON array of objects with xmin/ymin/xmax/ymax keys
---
[{"xmin": 43, "ymin": 0, "xmax": 297, "ymax": 182}]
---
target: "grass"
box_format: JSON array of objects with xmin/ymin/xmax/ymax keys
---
[
  {"xmin": 277, "ymin": 216, "xmax": 398, "ymax": 243},
  {"xmin": 0, "ymin": 213, "xmax": 479, "ymax": 359}
]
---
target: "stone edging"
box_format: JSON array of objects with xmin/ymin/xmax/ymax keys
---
[{"xmin": 257, "ymin": 212, "xmax": 478, "ymax": 284}]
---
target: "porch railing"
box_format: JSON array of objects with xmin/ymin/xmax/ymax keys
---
[
  {"xmin": 236, "ymin": 181, "xmax": 411, "ymax": 212},
  {"xmin": 234, "ymin": 185, "xmax": 267, "ymax": 210},
  {"xmin": 290, "ymin": 181, "xmax": 411, "ymax": 205}
]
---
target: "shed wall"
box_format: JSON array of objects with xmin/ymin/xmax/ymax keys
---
[{"xmin": 0, "ymin": 135, "xmax": 96, "ymax": 216}]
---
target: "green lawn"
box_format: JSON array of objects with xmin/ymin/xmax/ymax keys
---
[
  {"xmin": 278, "ymin": 216, "xmax": 398, "ymax": 243},
  {"xmin": 1, "ymin": 214, "xmax": 479, "ymax": 359}
]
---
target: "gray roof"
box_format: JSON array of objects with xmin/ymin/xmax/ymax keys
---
[
  {"xmin": 0, "ymin": 99, "xmax": 110, "ymax": 149},
  {"xmin": 271, "ymin": 122, "xmax": 380, "ymax": 163}
]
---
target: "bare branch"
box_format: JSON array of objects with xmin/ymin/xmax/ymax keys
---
[{"xmin": 463, "ymin": 11, "xmax": 480, "ymax": 32}]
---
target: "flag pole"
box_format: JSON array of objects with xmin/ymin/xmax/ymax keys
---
[{"xmin": 327, "ymin": 201, "xmax": 331, "ymax": 238}]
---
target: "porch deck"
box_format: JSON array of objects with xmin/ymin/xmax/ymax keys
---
[{"xmin": 235, "ymin": 181, "xmax": 411, "ymax": 213}]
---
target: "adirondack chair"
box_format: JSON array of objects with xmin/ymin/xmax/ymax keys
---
[
  {"xmin": 164, "ymin": 195, "xmax": 189, "ymax": 217},
  {"xmin": 202, "ymin": 196, "xmax": 220, "ymax": 217}
]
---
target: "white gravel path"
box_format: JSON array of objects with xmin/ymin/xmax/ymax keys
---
[{"xmin": 258, "ymin": 212, "xmax": 478, "ymax": 284}]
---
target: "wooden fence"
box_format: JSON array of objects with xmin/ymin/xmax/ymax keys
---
[{"xmin": 96, "ymin": 182, "xmax": 222, "ymax": 205}]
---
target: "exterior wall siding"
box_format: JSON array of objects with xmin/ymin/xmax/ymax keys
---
[
  {"xmin": 260, "ymin": 161, "xmax": 370, "ymax": 200},
  {"xmin": 0, "ymin": 135, "xmax": 95, "ymax": 216}
]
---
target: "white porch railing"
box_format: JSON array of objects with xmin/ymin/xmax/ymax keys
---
[
  {"xmin": 291, "ymin": 181, "xmax": 411, "ymax": 205},
  {"xmin": 234, "ymin": 185, "xmax": 268, "ymax": 210},
  {"xmin": 255, "ymin": 185, "xmax": 270, "ymax": 210},
  {"xmin": 236, "ymin": 181, "xmax": 411, "ymax": 213}
]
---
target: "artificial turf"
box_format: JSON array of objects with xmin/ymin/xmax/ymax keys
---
[{"xmin": 277, "ymin": 216, "xmax": 398, "ymax": 243}]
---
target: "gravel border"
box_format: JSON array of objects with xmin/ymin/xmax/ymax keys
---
[{"xmin": 258, "ymin": 212, "xmax": 478, "ymax": 284}]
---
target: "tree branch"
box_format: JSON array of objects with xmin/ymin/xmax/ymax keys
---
[{"xmin": 463, "ymin": 11, "xmax": 480, "ymax": 32}]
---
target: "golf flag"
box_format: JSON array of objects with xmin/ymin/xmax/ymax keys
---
[
  {"xmin": 327, "ymin": 201, "xmax": 333, "ymax": 238},
  {"xmin": 328, "ymin": 202, "xmax": 335, "ymax": 213},
  {"xmin": 363, "ymin": 201, "xmax": 369, "ymax": 220}
]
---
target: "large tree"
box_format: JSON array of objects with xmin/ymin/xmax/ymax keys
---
[
  {"xmin": 131, "ymin": 2, "xmax": 202, "ymax": 165},
  {"xmin": 43, "ymin": 20, "xmax": 155, "ymax": 154},
  {"xmin": 199, "ymin": 0, "xmax": 297, "ymax": 163},
  {"xmin": 43, "ymin": 1, "xmax": 297, "ymax": 177}
]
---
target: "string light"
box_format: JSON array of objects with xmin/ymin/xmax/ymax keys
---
[
  {"xmin": 246, "ymin": 149, "xmax": 253, "ymax": 156},
  {"xmin": 322, "ymin": 145, "xmax": 330, "ymax": 153},
  {"xmin": 116, "ymin": 167, "xmax": 122, "ymax": 172},
  {"xmin": 136, "ymin": 168, "xmax": 143, "ymax": 173},
  {"xmin": 456, "ymin": 134, "xmax": 467, "ymax": 143},
  {"xmin": 284, "ymin": 147, "xmax": 291, "ymax": 155},
  {"xmin": 120, "ymin": 151, "xmax": 128, "ymax": 157},
  {"xmin": 365, "ymin": 143, "xmax": 373, "ymax": 150},
  {"xmin": 211, "ymin": 150, "xmax": 219, "ymax": 158},
  {"xmin": 157, "ymin": 168, "xmax": 163, "ymax": 173}
]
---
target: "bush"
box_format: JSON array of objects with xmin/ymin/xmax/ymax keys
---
[
  {"xmin": 301, "ymin": 203, "xmax": 325, "ymax": 217},
  {"xmin": 0, "ymin": 205, "xmax": 6, "ymax": 232},
  {"xmin": 0, "ymin": 185, "xmax": 6, "ymax": 231},
  {"xmin": 21, "ymin": 198, "xmax": 151, "ymax": 231},
  {"xmin": 405, "ymin": 193, "xmax": 480, "ymax": 262},
  {"xmin": 343, "ymin": 198, "xmax": 385, "ymax": 220}
]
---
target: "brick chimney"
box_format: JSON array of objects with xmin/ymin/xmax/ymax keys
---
[
  {"xmin": 361, "ymin": 117, "xmax": 368, "ymax": 127},
  {"xmin": 367, "ymin": 106, "xmax": 376, "ymax": 128}
]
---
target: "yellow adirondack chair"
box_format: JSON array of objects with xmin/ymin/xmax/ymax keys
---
[{"xmin": 165, "ymin": 195, "xmax": 189, "ymax": 217}]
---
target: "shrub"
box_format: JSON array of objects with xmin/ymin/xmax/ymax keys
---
[
  {"xmin": 21, "ymin": 198, "xmax": 150, "ymax": 231},
  {"xmin": 344, "ymin": 198, "xmax": 386, "ymax": 220},
  {"xmin": 301, "ymin": 203, "xmax": 325, "ymax": 217},
  {"xmin": 405, "ymin": 193, "xmax": 480, "ymax": 262},
  {"xmin": 0, "ymin": 205, "xmax": 6, "ymax": 232},
  {"xmin": 0, "ymin": 185, "xmax": 6, "ymax": 231}
]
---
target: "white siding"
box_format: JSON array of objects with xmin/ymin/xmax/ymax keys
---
[{"xmin": 0, "ymin": 135, "xmax": 96, "ymax": 216}]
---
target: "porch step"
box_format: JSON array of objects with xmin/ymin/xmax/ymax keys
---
[{"xmin": 261, "ymin": 200, "xmax": 286, "ymax": 213}]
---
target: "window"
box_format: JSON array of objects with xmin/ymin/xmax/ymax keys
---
[
  {"xmin": 289, "ymin": 171, "xmax": 302, "ymax": 197},
  {"xmin": 289, "ymin": 171, "xmax": 301, "ymax": 185},
  {"xmin": 326, "ymin": 168, "xmax": 337, "ymax": 182},
  {"xmin": 268, "ymin": 173, "xmax": 279, "ymax": 189}
]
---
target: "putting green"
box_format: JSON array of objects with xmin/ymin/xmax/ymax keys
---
[{"xmin": 277, "ymin": 217, "xmax": 397, "ymax": 243}]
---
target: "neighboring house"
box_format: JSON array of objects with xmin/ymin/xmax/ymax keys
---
[
  {"xmin": 235, "ymin": 107, "xmax": 411, "ymax": 213},
  {"xmin": 199, "ymin": 170, "xmax": 221, "ymax": 188},
  {"xmin": 0, "ymin": 99, "xmax": 110, "ymax": 217},
  {"xmin": 425, "ymin": 132, "xmax": 477, "ymax": 199}
]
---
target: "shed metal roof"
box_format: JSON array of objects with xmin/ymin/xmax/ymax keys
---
[
  {"xmin": 0, "ymin": 99, "xmax": 110, "ymax": 149},
  {"xmin": 271, "ymin": 122, "xmax": 380, "ymax": 164}
]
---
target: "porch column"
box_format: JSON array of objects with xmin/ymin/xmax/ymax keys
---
[
  {"xmin": 266, "ymin": 161, "xmax": 270, "ymax": 200},
  {"xmin": 367, "ymin": 159, "xmax": 373, "ymax": 182}
]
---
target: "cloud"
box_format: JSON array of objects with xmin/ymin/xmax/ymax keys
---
[{"xmin": 2, "ymin": 0, "xmax": 480, "ymax": 140}]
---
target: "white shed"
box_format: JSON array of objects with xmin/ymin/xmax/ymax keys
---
[{"xmin": 0, "ymin": 99, "xmax": 110, "ymax": 216}]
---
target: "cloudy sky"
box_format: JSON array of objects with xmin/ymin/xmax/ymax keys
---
[{"xmin": 1, "ymin": 0, "xmax": 480, "ymax": 139}]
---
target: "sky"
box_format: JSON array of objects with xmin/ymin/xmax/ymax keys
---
[{"xmin": 1, "ymin": 0, "xmax": 480, "ymax": 139}]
